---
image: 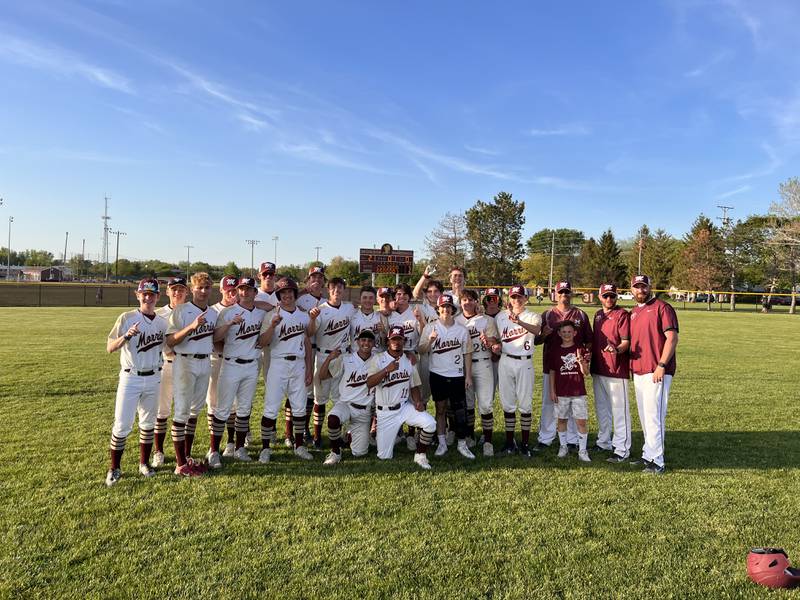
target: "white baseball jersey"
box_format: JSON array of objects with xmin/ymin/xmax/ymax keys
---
[
  {"xmin": 495, "ymin": 310, "xmax": 541, "ymax": 356},
  {"xmin": 416, "ymin": 301, "xmax": 439, "ymax": 325},
  {"xmin": 156, "ymin": 305, "xmax": 175, "ymax": 359},
  {"xmin": 314, "ymin": 301, "xmax": 355, "ymax": 353},
  {"xmin": 349, "ymin": 309, "xmax": 383, "ymax": 352},
  {"xmin": 167, "ymin": 302, "xmax": 218, "ymax": 355},
  {"xmin": 255, "ymin": 288, "xmax": 277, "ymax": 307},
  {"xmin": 328, "ymin": 352, "xmax": 377, "ymax": 405},
  {"xmin": 368, "ymin": 352, "xmax": 421, "ymax": 408},
  {"xmin": 108, "ymin": 310, "xmax": 169, "ymax": 371},
  {"xmin": 420, "ymin": 321, "xmax": 470, "ymax": 377},
  {"xmin": 297, "ymin": 292, "xmax": 325, "ymax": 312},
  {"xmin": 389, "ymin": 306, "xmax": 420, "ymax": 352},
  {"xmin": 456, "ymin": 313, "xmax": 499, "ymax": 361},
  {"xmin": 216, "ymin": 305, "xmax": 266, "ymax": 360},
  {"xmin": 263, "ymin": 308, "xmax": 310, "ymax": 358}
]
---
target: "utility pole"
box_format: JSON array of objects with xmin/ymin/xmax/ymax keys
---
[
  {"xmin": 272, "ymin": 236, "xmax": 279, "ymax": 264},
  {"xmin": 101, "ymin": 196, "xmax": 111, "ymax": 282},
  {"xmin": 717, "ymin": 205, "xmax": 735, "ymax": 311},
  {"xmin": 63, "ymin": 231, "xmax": 69, "ymax": 265},
  {"xmin": 7, "ymin": 216, "xmax": 13, "ymax": 280},
  {"xmin": 110, "ymin": 230, "xmax": 126, "ymax": 280},
  {"xmin": 548, "ymin": 231, "xmax": 555, "ymax": 300},
  {"xmin": 314, "ymin": 246, "xmax": 322, "ymax": 263},
  {"xmin": 81, "ymin": 238, "xmax": 85, "ymax": 280},
  {"xmin": 246, "ymin": 239, "xmax": 260, "ymax": 276},
  {"xmin": 184, "ymin": 245, "xmax": 193, "ymax": 280}
]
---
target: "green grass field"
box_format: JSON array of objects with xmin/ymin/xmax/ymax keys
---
[{"xmin": 1, "ymin": 307, "xmax": 798, "ymax": 599}]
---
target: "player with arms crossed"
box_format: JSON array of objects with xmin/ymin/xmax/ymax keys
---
[
  {"xmin": 629, "ymin": 274, "xmax": 679, "ymax": 475},
  {"xmin": 490, "ymin": 285, "xmax": 543, "ymax": 457},
  {"xmin": 258, "ymin": 277, "xmax": 316, "ymax": 463},
  {"xmin": 319, "ymin": 329, "xmax": 377, "ymax": 465},
  {"xmin": 105, "ymin": 279, "xmax": 169, "ymax": 486},
  {"xmin": 366, "ymin": 325, "xmax": 437, "ymax": 470}
]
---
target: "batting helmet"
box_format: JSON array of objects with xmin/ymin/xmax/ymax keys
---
[
  {"xmin": 275, "ymin": 277, "xmax": 299, "ymax": 299},
  {"xmin": 747, "ymin": 548, "xmax": 800, "ymax": 589}
]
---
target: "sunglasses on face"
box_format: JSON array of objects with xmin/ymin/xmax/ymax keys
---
[{"xmin": 558, "ymin": 290, "xmax": 571, "ymax": 295}]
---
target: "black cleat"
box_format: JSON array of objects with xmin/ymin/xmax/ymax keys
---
[
  {"xmin": 606, "ymin": 453, "xmax": 628, "ymax": 463},
  {"xmin": 629, "ymin": 457, "xmax": 651, "ymax": 467},
  {"xmin": 591, "ymin": 444, "xmax": 611, "ymax": 453},
  {"xmin": 532, "ymin": 442, "xmax": 550, "ymax": 453},
  {"xmin": 518, "ymin": 444, "xmax": 533, "ymax": 457},
  {"xmin": 643, "ymin": 463, "xmax": 666, "ymax": 475},
  {"xmin": 567, "ymin": 443, "xmax": 579, "ymax": 453},
  {"xmin": 313, "ymin": 438, "xmax": 323, "ymax": 451},
  {"xmin": 501, "ymin": 440, "xmax": 517, "ymax": 455}
]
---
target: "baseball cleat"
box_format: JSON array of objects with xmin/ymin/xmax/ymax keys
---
[
  {"xmin": 413, "ymin": 453, "xmax": 432, "ymax": 470},
  {"xmin": 643, "ymin": 463, "xmax": 666, "ymax": 475},
  {"xmin": 105, "ymin": 468, "xmax": 122, "ymax": 487},
  {"xmin": 606, "ymin": 453, "xmax": 628, "ymax": 463},
  {"xmin": 303, "ymin": 431, "xmax": 313, "ymax": 445},
  {"xmin": 434, "ymin": 443, "xmax": 448, "ymax": 457},
  {"xmin": 629, "ymin": 457, "xmax": 651, "ymax": 467},
  {"xmin": 323, "ymin": 451, "xmax": 341, "ymax": 466},
  {"xmin": 532, "ymin": 442, "xmax": 550, "ymax": 453},
  {"xmin": 186, "ymin": 457, "xmax": 208, "ymax": 474},
  {"xmin": 258, "ymin": 448, "xmax": 272, "ymax": 464},
  {"xmin": 445, "ymin": 431, "xmax": 455, "ymax": 446},
  {"xmin": 151, "ymin": 451, "xmax": 165, "ymax": 468},
  {"xmin": 222, "ymin": 442, "xmax": 235, "ymax": 458},
  {"xmin": 284, "ymin": 438, "xmax": 293, "ymax": 448},
  {"xmin": 207, "ymin": 451, "xmax": 222, "ymax": 470},
  {"xmin": 483, "ymin": 442, "xmax": 494, "ymax": 457},
  {"xmin": 313, "ymin": 438, "xmax": 323, "ymax": 451},
  {"xmin": 406, "ymin": 436, "xmax": 417, "ymax": 451},
  {"xmin": 518, "ymin": 444, "xmax": 532, "ymax": 458},
  {"xmin": 500, "ymin": 440, "xmax": 517, "ymax": 455},
  {"xmin": 457, "ymin": 440, "xmax": 475, "ymax": 460},
  {"xmin": 557, "ymin": 445, "xmax": 569, "ymax": 459},
  {"xmin": 591, "ymin": 444, "xmax": 611, "ymax": 453},
  {"xmin": 567, "ymin": 443, "xmax": 579, "ymax": 453},
  {"xmin": 233, "ymin": 447, "xmax": 252, "ymax": 462},
  {"xmin": 174, "ymin": 464, "xmax": 199, "ymax": 477},
  {"xmin": 294, "ymin": 446, "xmax": 314, "ymax": 461},
  {"xmin": 138, "ymin": 463, "xmax": 156, "ymax": 477},
  {"xmin": 465, "ymin": 437, "xmax": 476, "ymax": 449},
  {"xmin": 578, "ymin": 450, "xmax": 591, "ymax": 463}
]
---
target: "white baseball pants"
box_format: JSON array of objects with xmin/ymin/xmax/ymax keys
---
[
  {"xmin": 111, "ymin": 371, "xmax": 160, "ymax": 439},
  {"xmin": 157, "ymin": 359, "xmax": 173, "ymax": 419},
  {"xmin": 498, "ymin": 354, "xmax": 533, "ymax": 414},
  {"xmin": 214, "ymin": 359, "xmax": 259, "ymax": 422},
  {"xmin": 263, "ymin": 357, "xmax": 307, "ymax": 419},
  {"xmin": 376, "ymin": 402, "xmax": 436, "ymax": 459},
  {"xmin": 329, "ymin": 402, "xmax": 372, "ymax": 457},
  {"xmin": 313, "ymin": 351, "xmax": 341, "ymax": 406},
  {"xmin": 633, "ymin": 373, "xmax": 671, "ymax": 468},
  {"xmin": 172, "ymin": 355, "xmax": 211, "ymax": 423},
  {"xmin": 467, "ymin": 358, "xmax": 495, "ymax": 414},
  {"xmin": 205, "ymin": 353, "xmax": 223, "ymax": 416},
  {"xmin": 593, "ymin": 375, "xmax": 631, "ymax": 456}
]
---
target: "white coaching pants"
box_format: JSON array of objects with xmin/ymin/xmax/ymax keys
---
[
  {"xmin": 215, "ymin": 359, "xmax": 259, "ymax": 422},
  {"xmin": 263, "ymin": 357, "xmax": 307, "ymax": 419},
  {"xmin": 313, "ymin": 351, "xmax": 341, "ymax": 406},
  {"xmin": 498, "ymin": 354, "xmax": 533, "ymax": 414},
  {"xmin": 329, "ymin": 402, "xmax": 372, "ymax": 457},
  {"xmin": 376, "ymin": 402, "xmax": 436, "ymax": 460},
  {"xmin": 157, "ymin": 359, "xmax": 173, "ymax": 419},
  {"xmin": 467, "ymin": 358, "xmax": 495, "ymax": 414},
  {"xmin": 205, "ymin": 353, "xmax": 223, "ymax": 416},
  {"xmin": 537, "ymin": 373, "xmax": 579, "ymax": 446},
  {"xmin": 112, "ymin": 371, "xmax": 159, "ymax": 439},
  {"xmin": 633, "ymin": 373, "xmax": 671, "ymax": 468},
  {"xmin": 172, "ymin": 355, "xmax": 211, "ymax": 423},
  {"xmin": 593, "ymin": 375, "xmax": 631, "ymax": 457}
]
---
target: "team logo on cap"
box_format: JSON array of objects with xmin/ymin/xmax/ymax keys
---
[
  {"xmin": 600, "ymin": 283, "xmax": 617, "ymax": 296},
  {"xmin": 556, "ymin": 281, "xmax": 572, "ymax": 293},
  {"xmin": 484, "ymin": 288, "xmax": 500, "ymax": 297},
  {"xmin": 260, "ymin": 261, "xmax": 276, "ymax": 274},
  {"xmin": 137, "ymin": 279, "xmax": 159, "ymax": 293},
  {"xmin": 377, "ymin": 287, "xmax": 392, "ymax": 297},
  {"xmin": 509, "ymin": 285, "xmax": 527, "ymax": 297},
  {"xmin": 632, "ymin": 274, "xmax": 650, "ymax": 286},
  {"xmin": 308, "ymin": 265, "xmax": 325, "ymax": 276},
  {"xmin": 168, "ymin": 277, "xmax": 187, "ymax": 288},
  {"xmin": 437, "ymin": 294, "xmax": 455, "ymax": 307},
  {"xmin": 237, "ymin": 277, "xmax": 257, "ymax": 288},
  {"xmin": 221, "ymin": 276, "xmax": 238, "ymax": 291},
  {"xmin": 388, "ymin": 325, "xmax": 405, "ymax": 339}
]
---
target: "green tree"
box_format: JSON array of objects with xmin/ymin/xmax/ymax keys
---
[
  {"xmin": 523, "ymin": 228, "xmax": 584, "ymax": 288},
  {"xmin": 23, "ymin": 249, "xmax": 54, "ymax": 266},
  {"xmin": 576, "ymin": 238, "xmax": 601, "ymax": 287},
  {"xmin": 465, "ymin": 191, "xmax": 525, "ymax": 285},
  {"xmin": 424, "ymin": 212, "xmax": 468, "ymax": 275},
  {"xmin": 677, "ymin": 215, "xmax": 726, "ymax": 309},
  {"xmin": 326, "ymin": 256, "xmax": 362, "ymax": 285},
  {"xmin": 595, "ymin": 229, "xmax": 627, "ymax": 287},
  {"xmin": 221, "ymin": 261, "xmax": 242, "ymax": 278}
]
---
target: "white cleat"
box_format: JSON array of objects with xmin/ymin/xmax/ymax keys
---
[
  {"xmin": 457, "ymin": 440, "xmax": 476, "ymax": 460},
  {"xmin": 222, "ymin": 443, "xmax": 235, "ymax": 458},
  {"xmin": 294, "ymin": 446, "xmax": 314, "ymax": 461},
  {"xmin": 406, "ymin": 436, "xmax": 417, "ymax": 452},
  {"xmin": 105, "ymin": 468, "xmax": 122, "ymax": 487},
  {"xmin": 434, "ymin": 443, "xmax": 448, "ymax": 457},
  {"xmin": 138, "ymin": 463, "xmax": 155, "ymax": 478},
  {"xmin": 578, "ymin": 450, "xmax": 592, "ymax": 463},
  {"xmin": 258, "ymin": 448, "xmax": 272, "ymax": 464},
  {"xmin": 445, "ymin": 431, "xmax": 455, "ymax": 446},
  {"xmin": 244, "ymin": 431, "xmax": 252, "ymax": 448},
  {"xmin": 483, "ymin": 442, "xmax": 494, "ymax": 457},
  {"xmin": 207, "ymin": 451, "xmax": 222, "ymax": 470},
  {"xmin": 151, "ymin": 451, "xmax": 165, "ymax": 468},
  {"xmin": 234, "ymin": 447, "xmax": 252, "ymax": 462},
  {"xmin": 413, "ymin": 453, "xmax": 432, "ymax": 470},
  {"xmin": 284, "ymin": 438, "xmax": 293, "ymax": 448},
  {"xmin": 465, "ymin": 437, "xmax": 476, "ymax": 449},
  {"xmin": 323, "ymin": 451, "xmax": 342, "ymax": 466},
  {"xmin": 557, "ymin": 445, "xmax": 569, "ymax": 459}
]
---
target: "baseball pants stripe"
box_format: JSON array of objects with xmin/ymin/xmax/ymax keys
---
[
  {"xmin": 376, "ymin": 402, "xmax": 436, "ymax": 460},
  {"xmin": 593, "ymin": 374, "xmax": 631, "ymax": 456},
  {"xmin": 633, "ymin": 373, "xmax": 671, "ymax": 468}
]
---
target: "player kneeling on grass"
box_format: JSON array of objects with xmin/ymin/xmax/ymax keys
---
[
  {"xmin": 549, "ymin": 321, "xmax": 592, "ymax": 462},
  {"xmin": 366, "ymin": 325, "xmax": 436, "ymax": 470},
  {"xmin": 105, "ymin": 279, "xmax": 169, "ymax": 487},
  {"xmin": 319, "ymin": 330, "xmax": 377, "ymax": 465}
]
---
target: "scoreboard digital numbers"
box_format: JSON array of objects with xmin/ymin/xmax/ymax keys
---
[{"xmin": 359, "ymin": 244, "xmax": 414, "ymax": 275}]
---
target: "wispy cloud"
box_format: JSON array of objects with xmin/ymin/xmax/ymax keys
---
[
  {"xmin": 111, "ymin": 106, "xmax": 165, "ymax": 134},
  {"xmin": 236, "ymin": 113, "xmax": 271, "ymax": 132},
  {"xmin": 684, "ymin": 50, "xmax": 731, "ymax": 78},
  {"xmin": 721, "ymin": 0, "xmax": 761, "ymax": 48},
  {"xmin": 716, "ymin": 185, "xmax": 751, "ymax": 199},
  {"xmin": 527, "ymin": 123, "xmax": 590, "ymax": 137},
  {"xmin": 0, "ymin": 33, "xmax": 133, "ymax": 94},
  {"xmin": 274, "ymin": 141, "xmax": 387, "ymax": 174},
  {"xmin": 464, "ymin": 144, "xmax": 500, "ymax": 156},
  {"xmin": 717, "ymin": 143, "xmax": 782, "ymax": 183}
]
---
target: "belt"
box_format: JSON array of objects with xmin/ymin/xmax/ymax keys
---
[
  {"xmin": 124, "ymin": 368, "xmax": 161, "ymax": 376},
  {"xmin": 317, "ymin": 349, "xmax": 336, "ymax": 354},
  {"xmin": 472, "ymin": 357, "xmax": 491, "ymax": 363},
  {"xmin": 377, "ymin": 402, "xmax": 402, "ymax": 411},
  {"xmin": 166, "ymin": 359, "xmax": 173, "ymax": 364},
  {"xmin": 179, "ymin": 353, "xmax": 209, "ymax": 359},
  {"xmin": 351, "ymin": 402, "xmax": 369, "ymax": 410},
  {"xmin": 281, "ymin": 356, "xmax": 299, "ymax": 361},
  {"xmin": 504, "ymin": 353, "xmax": 532, "ymax": 360},
  {"xmin": 225, "ymin": 358, "xmax": 255, "ymax": 364}
]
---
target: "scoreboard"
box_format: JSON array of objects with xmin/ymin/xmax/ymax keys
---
[{"xmin": 359, "ymin": 244, "xmax": 414, "ymax": 275}]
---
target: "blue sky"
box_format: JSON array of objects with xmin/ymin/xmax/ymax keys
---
[{"xmin": 1, "ymin": 0, "xmax": 798, "ymax": 267}]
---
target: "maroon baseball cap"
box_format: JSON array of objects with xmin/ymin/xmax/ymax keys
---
[
  {"xmin": 237, "ymin": 276, "xmax": 257, "ymax": 289},
  {"xmin": 307, "ymin": 265, "xmax": 325, "ymax": 277},
  {"xmin": 556, "ymin": 281, "xmax": 572, "ymax": 293},
  {"xmin": 484, "ymin": 287, "xmax": 501, "ymax": 298},
  {"xmin": 377, "ymin": 287, "xmax": 393, "ymax": 297},
  {"xmin": 388, "ymin": 325, "xmax": 405, "ymax": 339},
  {"xmin": 437, "ymin": 294, "xmax": 455, "ymax": 308},
  {"xmin": 137, "ymin": 278, "xmax": 159, "ymax": 293},
  {"xmin": 599, "ymin": 283, "xmax": 618, "ymax": 297},
  {"xmin": 220, "ymin": 275, "xmax": 239, "ymax": 291},
  {"xmin": 631, "ymin": 274, "xmax": 651, "ymax": 287},
  {"xmin": 260, "ymin": 261, "xmax": 276, "ymax": 275},
  {"xmin": 509, "ymin": 285, "xmax": 528, "ymax": 298},
  {"xmin": 167, "ymin": 276, "xmax": 187, "ymax": 288}
]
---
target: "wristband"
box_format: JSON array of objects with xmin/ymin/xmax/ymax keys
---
[
  {"xmin": 124, "ymin": 334, "xmax": 133, "ymax": 341},
  {"xmin": 657, "ymin": 362, "xmax": 666, "ymax": 368}
]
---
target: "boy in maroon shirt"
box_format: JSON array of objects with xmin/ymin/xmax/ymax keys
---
[{"xmin": 548, "ymin": 321, "xmax": 592, "ymax": 462}]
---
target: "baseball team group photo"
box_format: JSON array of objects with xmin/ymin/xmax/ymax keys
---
[{"xmin": 3, "ymin": 2, "xmax": 800, "ymax": 598}]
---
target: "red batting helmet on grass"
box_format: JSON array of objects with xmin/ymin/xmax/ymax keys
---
[{"xmin": 747, "ymin": 548, "xmax": 800, "ymax": 589}]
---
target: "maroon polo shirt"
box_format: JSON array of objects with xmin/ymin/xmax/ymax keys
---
[
  {"xmin": 541, "ymin": 306, "xmax": 592, "ymax": 372},
  {"xmin": 590, "ymin": 306, "xmax": 631, "ymax": 379},
  {"xmin": 629, "ymin": 297, "xmax": 679, "ymax": 376},
  {"xmin": 550, "ymin": 343, "xmax": 587, "ymax": 397}
]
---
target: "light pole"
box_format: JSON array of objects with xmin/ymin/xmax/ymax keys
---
[
  {"xmin": 7, "ymin": 216, "xmax": 13, "ymax": 280},
  {"xmin": 272, "ymin": 236, "xmax": 278, "ymax": 265},
  {"xmin": 184, "ymin": 245, "xmax": 193, "ymax": 280},
  {"xmin": 246, "ymin": 239, "xmax": 260, "ymax": 276},
  {"xmin": 314, "ymin": 246, "xmax": 322, "ymax": 263},
  {"xmin": 110, "ymin": 230, "xmax": 126, "ymax": 280}
]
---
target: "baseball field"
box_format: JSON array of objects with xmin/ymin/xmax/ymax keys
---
[{"xmin": 1, "ymin": 306, "xmax": 798, "ymax": 599}]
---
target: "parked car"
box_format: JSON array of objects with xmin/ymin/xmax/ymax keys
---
[{"xmin": 619, "ymin": 292, "xmax": 634, "ymax": 300}]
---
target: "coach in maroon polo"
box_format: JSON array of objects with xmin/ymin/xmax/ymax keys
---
[{"xmin": 629, "ymin": 274, "xmax": 679, "ymax": 475}]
